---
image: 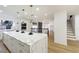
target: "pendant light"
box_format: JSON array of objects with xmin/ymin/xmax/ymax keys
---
[{"xmin": 29, "ymin": 5, "xmax": 33, "ymax": 35}]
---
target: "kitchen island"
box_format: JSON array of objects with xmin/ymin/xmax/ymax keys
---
[{"xmin": 2, "ymin": 31, "xmax": 48, "ymax": 53}]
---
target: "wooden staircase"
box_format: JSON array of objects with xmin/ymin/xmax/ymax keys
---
[
  {"xmin": 67, "ymin": 21, "xmax": 79, "ymax": 46},
  {"xmin": 67, "ymin": 21, "xmax": 76, "ymax": 40},
  {"xmin": 67, "ymin": 21, "xmax": 79, "ymax": 52}
]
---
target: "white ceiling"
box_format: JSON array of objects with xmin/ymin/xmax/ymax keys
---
[{"xmin": 0, "ymin": 5, "xmax": 79, "ymax": 20}]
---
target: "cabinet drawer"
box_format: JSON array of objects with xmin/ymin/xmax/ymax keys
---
[
  {"xmin": 17, "ymin": 42, "xmax": 30, "ymax": 53},
  {"xmin": 3, "ymin": 34, "xmax": 30, "ymax": 53},
  {"xmin": 3, "ymin": 34, "xmax": 14, "ymax": 52},
  {"xmin": 10, "ymin": 37, "xmax": 30, "ymax": 53}
]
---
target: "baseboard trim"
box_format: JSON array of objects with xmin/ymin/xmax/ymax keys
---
[{"xmin": 54, "ymin": 42, "xmax": 67, "ymax": 48}]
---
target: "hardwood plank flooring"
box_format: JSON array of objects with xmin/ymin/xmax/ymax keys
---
[
  {"xmin": 0, "ymin": 40, "xmax": 9, "ymax": 53},
  {"xmin": 48, "ymin": 31, "xmax": 79, "ymax": 53}
]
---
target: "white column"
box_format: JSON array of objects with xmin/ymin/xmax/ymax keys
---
[
  {"xmin": 54, "ymin": 10, "xmax": 67, "ymax": 46},
  {"xmin": 75, "ymin": 15, "xmax": 79, "ymax": 40}
]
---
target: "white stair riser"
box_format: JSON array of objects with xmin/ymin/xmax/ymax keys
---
[{"xmin": 67, "ymin": 21, "xmax": 76, "ymax": 40}]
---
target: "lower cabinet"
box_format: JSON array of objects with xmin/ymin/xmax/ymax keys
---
[
  {"xmin": 30, "ymin": 37, "xmax": 48, "ymax": 53},
  {"xmin": 3, "ymin": 33, "xmax": 48, "ymax": 53},
  {"xmin": 11, "ymin": 39, "xmax": 30, "ymax": 53},
  {"xmin": 3, "ymin": 34, "xmax": 30, "ymax": 53}
]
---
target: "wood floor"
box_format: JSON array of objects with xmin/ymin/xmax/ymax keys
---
[
  {"xmin": 48, "ymin": 32, "xmax": 79, "ymax": 53},
  {"xmin": 0, "ymin": 40, "xmax": 9, "ymax": 53}
]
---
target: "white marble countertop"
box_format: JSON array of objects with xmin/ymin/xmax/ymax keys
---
[{"xmin": 3, "ymin": 31, "xmax": 47, "ymax": 45}]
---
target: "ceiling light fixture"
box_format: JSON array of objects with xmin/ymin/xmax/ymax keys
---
[
  {"xmin": 3, "ymin": 5, "xmax": 7, "ymax": 7},
  {"xmin": 22, "ymin": 9, "xmax": 25, "ymax": 11},
  {"xmin": 16, "ymin": 11, "xmax": 20, "ymax": 18},
  {"xmin": 36, "ymin": 7, "xmax": 39, "ymax": 11},
  {"xmin": 30, "ymin": 5, "xmax": 33, "ymax": 7},
  {"xmin": 21, "ymin": 9, "xmax": 28, "ymax": 15},
  {"xmin": 34, "ymin": 16, "xmax": 37, "ymax": 18}
]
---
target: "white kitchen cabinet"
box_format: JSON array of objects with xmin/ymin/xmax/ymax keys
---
[
  {"xmin": 2, "ymin": 31, "xmax": 48, "ymax": 53},
  {"xmin": 3, "ymin": 34, "xmax": 30, "ymax": 53},
  {"xmin": 3, "ymin": 34, "xmax": 14, "ymax": 52},
  {"xmin": 30, "ymin": 37, "xmax": 48, "ymax": 53},
  {"xmin": 11, "ymin": 38, "xmax": 30, "ymax": 53}
]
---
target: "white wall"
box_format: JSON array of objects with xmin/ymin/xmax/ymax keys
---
[
  {"xmin": 54, "ymin": 10, "xmax": 67, "ymax": 46},
  {"xmin": 75, "ymin": 15, "xmax": 79, "ymax": 40}
]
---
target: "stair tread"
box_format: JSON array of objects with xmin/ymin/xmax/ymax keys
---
[
  {"xmin": 67, "ymin": 33, "xmax": 75, "ymax": 36},
  {"xmin": 67, "ymin": 33, "xmax": 74, "ymax": 34},
  {"xmin": 67, "ymin": 35, "xmax": 75, "ymax": 36},
  {"xmin": 67, "ymin": 36, "xmax": 76, "ymax": 38}
]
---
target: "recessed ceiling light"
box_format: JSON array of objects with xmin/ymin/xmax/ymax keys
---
[
  {"xmin": 24, "ymin": 12, "xmax": 28, "ymax": 15},
  {"xmin": 34, "ymin": 16, "xmax": 37, "ymax": 18},
  {"xmin": 0, "ymin": 10, "xmax": 3, "ymax": 13},
  {"xmin": 3, "ymin": 5, "xmax": 7, "ymax": 7},
  {"xmin": 36, "ymin": 8, "xmax": 39, "ymax": 11}
]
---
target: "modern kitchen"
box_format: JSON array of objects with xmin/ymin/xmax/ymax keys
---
[
  {"xmin": 0, "ymin": 0, "xmax": 78, "ymax": 59},
  {"xmin": 0, "ymin": 5, "xmax": 53, "ymax": 53}
]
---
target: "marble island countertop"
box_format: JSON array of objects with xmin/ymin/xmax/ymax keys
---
[{"xmin": 3, "ymin": 31, "xmax": 48, "ymax": 45}]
